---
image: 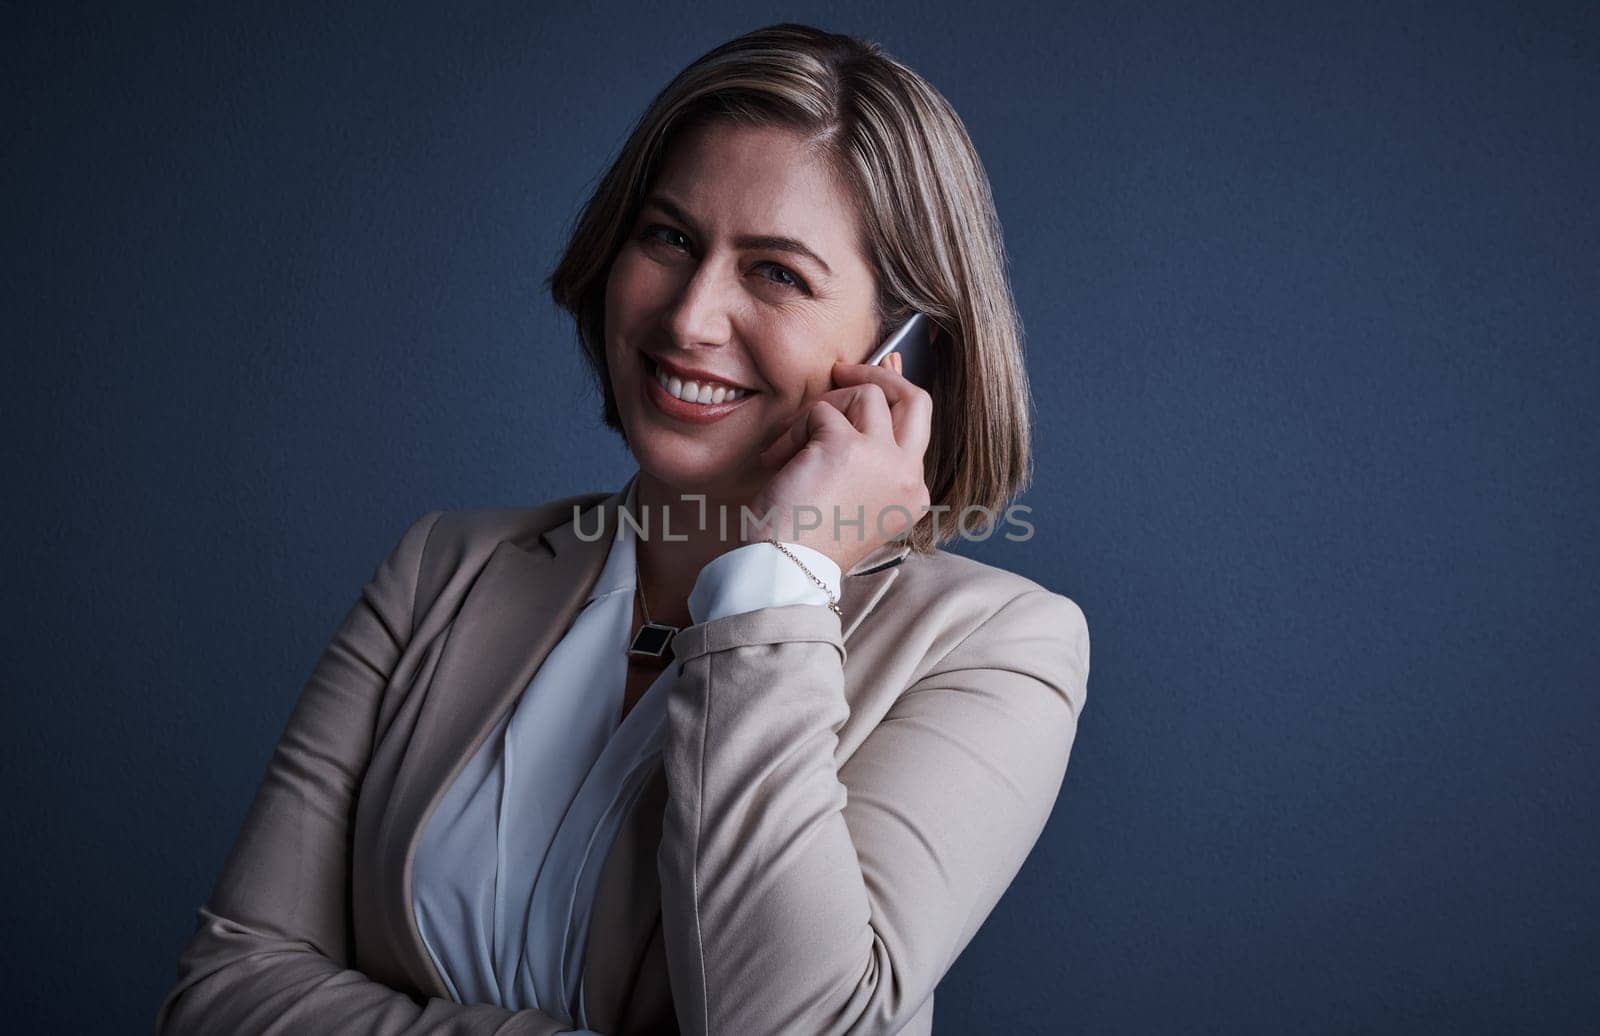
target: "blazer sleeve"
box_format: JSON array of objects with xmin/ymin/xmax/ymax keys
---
[
  {"xmin": 155, "ymin": 511, "xmax": 584, "ymax": 1036},
  {"xmin": 656, "ymin": 588, "xmax": 1091, "ymax": 1035}
]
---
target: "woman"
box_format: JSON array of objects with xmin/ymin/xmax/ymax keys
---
[{"xmin": 157, "ymin": 23, "xmax": 1090, "ymax": 1036}]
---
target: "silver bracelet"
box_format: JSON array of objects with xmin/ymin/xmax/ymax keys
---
[{"xmin": 762, "ymin": 539, "xmax": 843, "ymax": 618}]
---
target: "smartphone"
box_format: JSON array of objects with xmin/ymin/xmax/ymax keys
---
[{"xmin": 865, "ymin": 311, "xmax": 939, "ymax": 392}]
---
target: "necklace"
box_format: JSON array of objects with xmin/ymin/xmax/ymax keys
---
[{"xmin": 627, "ymin": 551, "xmax": 679, "ymax": 662}]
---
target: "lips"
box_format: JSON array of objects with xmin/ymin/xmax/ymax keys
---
[
  {"xmin": 646, "ymin": 353, "xmax": 758, "ymax": 394},
  {"xmin": 640, "ymin": 350, "xmax": 757, "ymax": 424}
]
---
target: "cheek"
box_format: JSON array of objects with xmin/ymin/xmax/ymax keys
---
[
  {"xmin": 605, "ymin": 251, "xmax": 654, "ymax": 324},
  {"xmin": 604, "ymin": 264, "xmax": 650, "ymax": 371},
  {"xmin": 761, "ymin": 349, "xmax": 836, "ymax": 407},
  {"xmin": 603, "ymin": 259, "xmax": 630, "ymax": 325},
  {"xmin": 766, "ymin": 311, "xmax": 870, "ymax": 399}
]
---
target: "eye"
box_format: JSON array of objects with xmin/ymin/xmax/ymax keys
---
[
  {"xmin": 639, "ymin": 224, "xmax": 811, "ymax": 295},
  {"xmin": 641, "ymin": 224, "xmax": 691, "ymax": 250},
  {"xmin": 756, "ymin": 262, "xmax": 810, "ymax": 294}
]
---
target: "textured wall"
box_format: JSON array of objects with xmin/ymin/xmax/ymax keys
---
[{"xmin": 5, "ymin": 1, "xmax": 1596, "ymax": 1032}]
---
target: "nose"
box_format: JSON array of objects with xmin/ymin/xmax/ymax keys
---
[{"xmin": 661, "ymin": 254, "xmax": 738, "ymax": 349}]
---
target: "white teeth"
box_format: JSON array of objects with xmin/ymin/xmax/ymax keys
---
[{"xmin": 653, "ymin": 361, "xmax": 748, "ymax": 405}]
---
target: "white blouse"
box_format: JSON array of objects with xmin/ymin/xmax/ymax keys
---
[{"xmin": 411, "ymin": 475, "xmax": 842, "ymax": 1032}]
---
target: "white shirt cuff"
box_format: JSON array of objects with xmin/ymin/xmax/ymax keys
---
[{"xmin": 687, "ymin": 542, "xmax": 843, "ymax": 624}]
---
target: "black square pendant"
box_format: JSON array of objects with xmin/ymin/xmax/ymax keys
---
[{"xmin": 628, "ymin": 622, "xmax": 677, "ymax": 660}]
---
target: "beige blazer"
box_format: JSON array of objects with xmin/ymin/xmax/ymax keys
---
[{"xmin": 155, "ymin": 482, "xmax": 1090, "ymax": 1035}]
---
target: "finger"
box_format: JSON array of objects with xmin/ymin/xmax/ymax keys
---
[
  {"xmin": 830, "ymin": 361, "xmax": 932, "ymax": 454},
  {"xmin": 833, "ymin": 358, "xmax": 919, "ymax": 402},
  {"xmin": 760, "ymin": 414, "xmax": 806, "ymax": 468},
  {"xmin": 803, "ymin": 398, "xmax": 856, "ymax": 446},
  {"xmin": 835, "ymin": 382, "xmax": 894, "ymax": 441},
  {"xmin": 760, "ymin": 395, "xmax": 861, "ymax": 469},
  {"xmin": 888, "ymin": 351, "xmax": 904, "ymax": 375},
  {"xmin": 800, "ymin": 383, "xmax": 897, "ymax": 442}
]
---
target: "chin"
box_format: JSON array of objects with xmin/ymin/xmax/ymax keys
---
[
  {"xmin": 629, "ymin": 437, "xmax": 759, "ymax": 501},
  {"xmin": 613, "ymin": 362, "xmax": 767, "ymax": 502},
  {"xmin": 617, "ymin": 415, "xmax": 754, "ymax": 498}
]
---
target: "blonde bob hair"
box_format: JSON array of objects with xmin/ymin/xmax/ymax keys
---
[{"xmin": 548, "ymin": 22, "xmax": 1033, "ymax": 554}]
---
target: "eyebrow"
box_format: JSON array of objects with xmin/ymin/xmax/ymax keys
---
[{"xmin": 641, "ymin": 194, "xmax": 834, "ymax": 278}]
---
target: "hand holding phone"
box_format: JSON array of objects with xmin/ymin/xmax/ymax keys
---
[{"xmin": 747, "ymin": 315, "xmax": 937, "ymax": 570}]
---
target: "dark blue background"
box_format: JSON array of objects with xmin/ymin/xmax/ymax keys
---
[{"xmin": 6, "ymin": 2, "xmax": 1596, "ymax": 1032}]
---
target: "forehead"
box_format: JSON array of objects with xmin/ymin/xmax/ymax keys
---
[{"xmin": 651, "ymin": 121, "xmax": 863, "ymax": 253}]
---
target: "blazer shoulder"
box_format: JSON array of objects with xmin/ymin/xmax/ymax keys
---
[
  {"xmin": 897, "ymin": 548, "xmax": 1090, "ymax": 648},
  {"xmin": 430, "ymin": 492, "xmax": 606, "ymax": 549},
  {"xmin": 407, "ymin": 488, "xmax": 612, "ymax": 607},
  {"xmin": 906, "ymin": 548, "xmax": 1083, "ymax": 610}
]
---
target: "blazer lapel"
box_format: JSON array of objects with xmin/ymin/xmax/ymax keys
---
[{"xmin": 379, "ymin": 485, "xmax": 627, "ymax": 999}]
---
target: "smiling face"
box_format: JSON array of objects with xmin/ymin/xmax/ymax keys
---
[{"xmin": 603, "ymin": 119, "xmax": 882, "ymax": 503}]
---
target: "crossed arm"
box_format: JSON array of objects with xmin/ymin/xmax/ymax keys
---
[
  {"xmin": 156, "ymin": 510, "xmax": 1090, "ymax": 1036},
  {"xmin": 155, "ymin": 511, "xmax": 584, "ymax": 1035},
  {"xmin": 657, "ymin": 587, "xmax": 1091, "ymax": 1035}
]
